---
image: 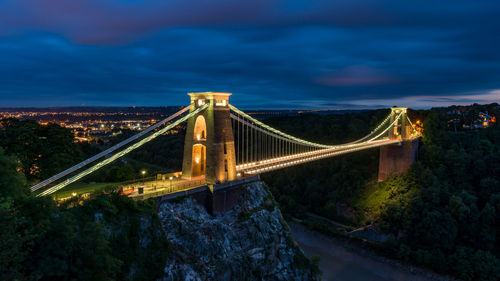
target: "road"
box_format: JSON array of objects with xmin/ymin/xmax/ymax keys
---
[
  {"xmin": 238, "ymin": 138, "xmax": 402, "ymax": 175},
  {"xmin": 289, "ymin": 222, "xmax": 451, "ymax": 281}
]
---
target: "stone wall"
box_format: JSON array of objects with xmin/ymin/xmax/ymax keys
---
[{"xmin": 378, "ymin": 138, "xmax": 419, "ymax": 181}]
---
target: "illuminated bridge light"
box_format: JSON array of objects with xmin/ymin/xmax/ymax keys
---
[{"xmin": 33, "ymin": 99, "xmax": 418, "ymax": 197}]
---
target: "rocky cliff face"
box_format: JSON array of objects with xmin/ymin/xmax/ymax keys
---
[{"xmin": 157, "ymin": 181, "xmax": 318, "ymax": 281}]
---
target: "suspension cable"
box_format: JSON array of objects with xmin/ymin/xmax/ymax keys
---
[
  {"xmin": 30, "ymin": 105, "xmax": 193, "ymax": 192},
  {"xmin": 229, "ymin": 104, "xmax": 394, "ymax": 149},
  {"xmin": 367, "ymin": 111, "xmax": 404, "ymax": 142},
  {"xmin": 38, "ymin": 104, "xmax": 208, "ymax": 196},
  {"xmin": 346, "ymin": 112, "xmax": 393, "ymax": 144},
  {"xmin": 406, "ymin": 115, "xmax": 419, "ymax": 134}
]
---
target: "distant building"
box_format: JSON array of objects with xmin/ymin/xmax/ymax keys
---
[
  {"xmin": 463, "ymin": 112, "xmax": 496, "ymax": 129},
  {"xmin": 478, "ymin": 112, "xmax": 496, "ymax": 127}
]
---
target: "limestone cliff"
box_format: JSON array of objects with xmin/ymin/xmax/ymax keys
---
[{"xmin": 157, "ymin": 181, "xmax": 318, "ymax": 281}]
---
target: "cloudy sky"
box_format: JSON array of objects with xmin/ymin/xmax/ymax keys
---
[{"xmin": 0, "ymin": 0, "xmax": 499, "ymax": 109}]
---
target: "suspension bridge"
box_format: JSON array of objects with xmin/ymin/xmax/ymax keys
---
[{"xmin": 30, "ymin": 92, "xmax": 420, "ymax": 200}]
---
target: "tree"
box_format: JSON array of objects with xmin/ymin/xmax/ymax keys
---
[
  {"xmin": 470, "ymin": 250, "xmax": 500, "ymax": 281},
  {"xmin": 0, "ymin": 147, "xmax": 30, "ymax": 280},
  {"xmin": 478, "ymin": 203, "xmax": 496, "ymax": 251},
  {"xmin": 0, "ymin": 147, "xmax": 27, "ymax": 199},
  {"xmin": 0, "ymin": 119, "xmax": 84, "ymax": 181}
]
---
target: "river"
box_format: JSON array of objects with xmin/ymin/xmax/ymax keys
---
[{"xmin": 290, "ymin": 222, "xmax": 440, "ymax": 281}]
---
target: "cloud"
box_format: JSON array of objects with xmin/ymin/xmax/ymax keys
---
[
  {"xmin": 0, "ymin": 0, "xmax": 279, "ymax": 44},
  {"xmin": 348, "ymin": 90, "xmax": 500, "ymax": 109},
  {"xmin": 316, "ymin": 65, "xmax": 399, "ymax": 86},
  {"xmin": 0, "ymin": 1, "xmax": 499, "ymax": 108},
  {"xmin": 0, "ymin": 1, "xmax": 499, "ymax": 44}
]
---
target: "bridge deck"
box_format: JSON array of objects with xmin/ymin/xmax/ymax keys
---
[
  {"xmin": 31, "ymin": 98, "xmax": 420, "ymax": 198},
  {"xmin": 127, "ymin": 176, "xmax": 206, "ymax": 200},
  {"xmin": 237, "ymin": 138, "xmax": 402, "ymax": 174}
]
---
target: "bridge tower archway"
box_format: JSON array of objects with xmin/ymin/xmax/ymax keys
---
[
  {"xmin": 182, "ymin": 92, "xmax": 237, "ymax": 184},
  {"xmin": 191, "ymin": 144, "xmax": 206, "ymax": 177},
  {"xmin": 193, "ymin": 115, "xmax": 207, "ymax": 141}
]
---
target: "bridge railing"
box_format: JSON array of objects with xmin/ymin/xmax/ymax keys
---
[
  {"xmin": 129, "ymin": 178, "xmax": 206, "ymax": 200},
  {"xmin": 33, "ymin": 98, "xmax": 421, "ymax": 199},
  {"xmin": 36, "ymin": 104, "xmax": 208, "ymax": 197}
]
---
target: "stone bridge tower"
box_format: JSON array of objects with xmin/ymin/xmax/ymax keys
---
[
  {"xmin": 182, "ymin": 92, "xmax": 237, "ymax": 184},
  {"xmin": 378, "ymin": 107, "xmax": 419, "ymax": 181}
]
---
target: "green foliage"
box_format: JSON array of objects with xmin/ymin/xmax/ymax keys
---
[
  {"xmin": 397, "ymin": 244, "xmax": 411, "ymax": 261},
  {"xmin": 310, "ymin": 255, "xmax": 322, "ymax": 277},
  {"xmin": 85, "ymin": 162, "xmax": 138, "ymax": 183},
  {"xmin": 0, "ymin": 118, "xmax": 85, "ymax": 181},
  {"xmin": 128, "ymin": 133, "xmax": 185, "ymax": 170},
  {"xmin": 52, "ymin": 182, "xmax": 119, "ymax": 198},
  {"xmin": 368, "ymin": 105, "xmax": 499, "ymax": 280},
  {"xmin": 263, "ymin": 150, "xmax": 378, "ymax": 220},
  {"xmin": 0, "ymin": 147, "xmax": 170, "ymax": 280},
  {"xmin": 0, "ymin": 147, "xmax": 27, "ymax": 199},
  {"xmin": 238, "ymin": 207, "xmax": 263, "ymax": 222},
  {"xmin": 264, "ymin": 104, "xmax": 499, "ymax": 281},
  {"xmin": 0, "ymin": 118, "xmax": 184, "ymax": 186}
]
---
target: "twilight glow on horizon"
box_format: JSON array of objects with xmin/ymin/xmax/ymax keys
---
[{"xmin": 0, "ymin": 0, "xmax": 499, "ymax": 109}]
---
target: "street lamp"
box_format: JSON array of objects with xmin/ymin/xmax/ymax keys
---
[
  {"xmin": 141, "ymin": 170, "xmax": 146, "ymax": 185},
  {"xmin": 169, "ymin": 176, "xmax": 173, "ymax": 192}
]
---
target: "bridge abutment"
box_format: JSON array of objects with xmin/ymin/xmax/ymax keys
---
[
  {"xmin": 157, "ymin": 176, "xmax": 260, "ymax": 215},
  {"xmin": 378, "ymin": 138, "xmax": 419, "ymax": 181}
]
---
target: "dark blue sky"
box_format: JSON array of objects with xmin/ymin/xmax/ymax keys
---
[{"xmin": 0, "ymin": 0, "xmax": 499, "ymax": 109}]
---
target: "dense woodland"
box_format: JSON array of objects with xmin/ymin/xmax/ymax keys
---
[
  {"xmin": 0, "ymin": 103, "xmax": 499, "ymax": 280},
  {"xmin": 263, "ymin": 104, "xmax": 500, "ymax": 280},
  {"xmin": 0, "ymin": 118, "xmax": 185, "ymax": 186},
  {"xmin": 0, "ymin": 121, "xmax": 170, "ymax": 280}
]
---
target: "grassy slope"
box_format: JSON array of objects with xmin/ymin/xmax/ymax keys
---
[{"xmin": 52, "ymin": 182, "xmax": 118, "ymax": 198}]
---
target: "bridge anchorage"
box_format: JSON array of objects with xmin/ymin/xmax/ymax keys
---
[{"xmin": 30, "ymin": 92, "xmax": 420, "ymax": 199}]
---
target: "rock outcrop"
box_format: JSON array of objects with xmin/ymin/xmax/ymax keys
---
[{"xmin": 158, "ymin": 181, "xmax": 318, "ymax": 281}]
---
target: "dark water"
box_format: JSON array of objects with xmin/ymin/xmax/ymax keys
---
[{"xmin": 289, "ymin": 223, "xmax": 433, "ymax": 281}]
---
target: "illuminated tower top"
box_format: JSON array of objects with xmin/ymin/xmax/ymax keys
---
[{"xmin": 188, "ymin": 92, "xmax": 231, "ymax": 108}]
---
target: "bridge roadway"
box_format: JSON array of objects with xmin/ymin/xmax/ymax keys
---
[
  {"xmin": 237, "ymin": 138, "xmax": 403, "ymax": 175},
  {"xmin": 125, "ymin": 138, "xmax": 405, "ymax": 199},
  {"xmin": 126, "ymin": 176, "xmax": 206, "ymax": 200},
  {"xmin": 30, "ymin": 92, "xmax": 420, "ymax": 198}
]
